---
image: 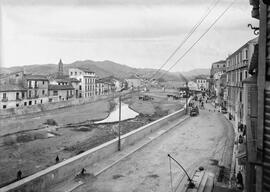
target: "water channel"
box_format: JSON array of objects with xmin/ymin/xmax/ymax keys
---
[{"xmin": 95, "ymin": 100, "xmax": 139, "ymax": 124}]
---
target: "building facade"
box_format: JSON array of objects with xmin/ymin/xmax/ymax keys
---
[
  {"xmin": 0, "ymin": 84, "xmax": 27, "ymax": 109},
  {"xmin": 24, "ymin": 75, "xmax": 49, "ymax": 105},
  {"xmin": 48, "ymin": 84, "xmax": 74, "ymax": 102},
  {"xmin": 210, "ymin": 60, "xmax": 226, "ymax": 78},
  {"xmin": 245, "ymin": 1, "xmax": 270, "ymax": 192},
  {"xmin": 126, "ymin": 75, "xmax": 141, "ymax": 88},
  {"xmin": 195, "ymin": 78, "xmax": 209, "ymax": 91},
  {"xmin": 226, "ymin": 37, "xmax": 257, "ymax": 127},
  {"xmin": 69, "ymin": 68, "xmax": 96, "ymax": 98}
]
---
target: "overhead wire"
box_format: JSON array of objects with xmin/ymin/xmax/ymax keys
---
[
  {"xmin": 148, "ymin": 0, "xmax": 221, "ymax": 81},
  {"xmin": 157, "ymin": 0, "xmax": 237, "ymax": 80}
]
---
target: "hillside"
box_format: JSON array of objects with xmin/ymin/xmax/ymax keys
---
[{"xmin": 0, "ymin": 60, "xmax": 209, "ymax": 81}]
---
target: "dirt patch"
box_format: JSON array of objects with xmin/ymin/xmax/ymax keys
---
[
  {"xmin": 147, "ymin": 174, "xmax": 159, "ymax": 179},
  {"xmin": 112, "ymin": 174, "xmax": 124, "ymax": 179},
  {"xmin": 210, "ymin": 159, "xmax": 219, "ymax": 166}
]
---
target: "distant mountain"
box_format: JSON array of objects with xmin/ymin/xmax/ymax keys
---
[
  {"xmin": 0, "ymin": 60, "xmax": 210, "ymax": 82},
  {"xmin": 173, "ymin": 68, "xmax": 210, "ymax": 81}
]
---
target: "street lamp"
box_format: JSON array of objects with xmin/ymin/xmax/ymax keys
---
[
  {"xmin": 118, "ymin": 96, "xmax": 121, "ymax": 151},
  {"xmin": 168, "ymin": 154, "xmax": 195, "ymax": 189}
]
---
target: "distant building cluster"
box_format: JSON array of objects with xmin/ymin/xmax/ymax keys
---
[
  {"xmin": 0, "ymin": 60, "xmax": 130, "ymax": 109},
  {"xmin": 187, "ymin": 78, "xmax": 210, "ymax": 92}
]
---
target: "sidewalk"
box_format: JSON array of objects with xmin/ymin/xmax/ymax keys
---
[
  {"xmin": 220, "ymin": 112, "xmax": 246, "ymax": 192},
  {"xmin": 208, "ymin": 101, "xmax": 245, "ymax": 192}
]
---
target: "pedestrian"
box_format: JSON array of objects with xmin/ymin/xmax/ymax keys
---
[
  {"xmin": 239, "ymin": 135, "xmax": 243, "ymax": 144},
  {"xmin": 17, "ymin": 170, "xmax": 22, "ymax": 180},
  {"xmin": 237, "ymin": 171, "xmax": 243, "ymax": 190},
  {"xmin": 55, "ymin": 155, "xmax": 59, "ymax": 163},
  {"xmin": 80, "ymin": 168, "xmax": 86, "ymax": 175}
]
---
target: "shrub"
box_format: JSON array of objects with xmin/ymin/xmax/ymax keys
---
[{"xmin": 44, "ymin": 119, "xmax": 58, "ymax": 126}]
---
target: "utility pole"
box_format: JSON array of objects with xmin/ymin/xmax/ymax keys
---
[
  {"xmin": 186, "ymin": 81, "xmax": 188, "ymax": 115},
  {"xmin": 179, "ymin": 73, "xmax": 189, "ymax": 115},
  {"xmin": 118, "ymin": 96, "xmax": 121, "ymax": 151}
]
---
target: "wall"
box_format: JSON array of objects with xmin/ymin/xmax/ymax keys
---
[
  {"xmin": 0, "ymin": 108, "xmax": 186, "ymax": 192},
  {"xmin": 0, "ymin": 91, "xmax": 136, "ymax": 118}
]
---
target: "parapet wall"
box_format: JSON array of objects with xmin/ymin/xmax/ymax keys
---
[{"xmin": 0, "ymin": 108, "xmax": 186, "ymax": 192}]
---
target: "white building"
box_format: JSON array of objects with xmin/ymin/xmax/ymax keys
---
[
  {"xmin": 126, "ymin": 75, "xmax": 141, "ymax": 88},
  {"xmin": 188, "ymin": 81, "xmax": 199, "ymax": 91},
  {"xmin": 196, "ymin": 79, "xmax": 209, "ymax": 91},
  {"xmin": 69, "ymin": 68, "xmax": 96, "ymax": 98}
]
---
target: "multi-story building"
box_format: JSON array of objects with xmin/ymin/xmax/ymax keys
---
[
  {"xmin": 48, "ymin": 84, "xmax": 74, "ymax": 102},
  {"xmin": 95, "ymin": 79, "xmax": 105, "ymax": 96},
  {"xmin": 210, "ymin": 60, "xmax": 226, "ymax": 77},
  {"xmin": 24, "ymin": 75, "xmax": 49, "ymax": 105},
  {"xmin": 0, "ymin": 71, "xmax": 27, "ymax": 109},
  {"xmin": 0, "ymin": 72, "xmax": 49, "ymax": 108},
  {"xmin": 226, "ymin": 37, "xmax": 257, "ymax": 127},
  {"xmin": 195, "ymin": 78, "xmax": 209, "ymax": 91},
  {"xmin": 0, "ymin": 84, "xmax": 27, "ymax": 109},
  {"xmin": 69, "ymin": 68, "xmax": 96, "ymax": 98},
  {"xmin": 210, "ymin": 60, "xmax": 227, "ymax": 96},
  {"xmin": 95, "ymin": 78, "xmax": 115, "ymax": 96},
  {"xmin": 126, "ymin": 75, "xmax": 141, "ymax": 88},
  {"xmin": 188, "ymin": 81, "xmax": 198, "ymax": 91},
  {"xmin": 243, "ymin": 1, "xmax": 270, "ymax": 192}
]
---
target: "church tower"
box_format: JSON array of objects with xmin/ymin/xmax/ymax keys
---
[{"xmin": 58, "ymin": 59, "xmax": 63, "ymax": 77}]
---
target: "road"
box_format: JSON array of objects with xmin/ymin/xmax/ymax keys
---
[{"xmin": 72, "ymin": 103, "xmax": 235, "ymax": 192}]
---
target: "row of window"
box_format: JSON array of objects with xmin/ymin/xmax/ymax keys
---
[
  {"xmin": 85, "ymin": 85, "xmax": 95, "ymax": 91},
  {"xmin": 227, "ymin": 70, "xmax": 248, "ymax": 83},
  {"xmin": 215, "ymin": 64, "xmax": 226, "ymax": 68},
  {"xmin": 1, "ymin": 90, "xmax": 46, "ymax": 100},
  {"xmin": 70, "ymin": 71, "xmax": 94, "ymax": 76},
  {"xmin": 2, "ymin": 99, "xmax": 43, "ymax": 109},
  {"xmin": 28, "ymin": 80, "xmax": 46, "ymax": 88},
  {"xmin": 85, "ymin": 92, "xmax": 94, "ymax": 97},
  {"xmin": 197, "ymin": 80, "xmax": 206, "ymax": 83},
  {"xmin": 227, "ymin": 49, "xmax": 249, "ymax": 67},
  {"xmin": 85, "ymin": 78, "xmax": 95, "ymax": 84}
]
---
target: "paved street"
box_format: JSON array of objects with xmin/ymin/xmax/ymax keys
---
[{"xmin": 72, "ymin": 103, "xmax": 235, "ymax": 192}]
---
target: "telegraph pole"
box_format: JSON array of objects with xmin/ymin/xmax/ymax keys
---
[
  {"xmin": 186, "ymin": 81, "xmax": 188, "ymax": 115},
  {"xmin": 118, "ymin": 96, "xmax": 121, "ymax": 151},
  {"xmin": 179, "ymin": 73, "xmax": 189, "ymax": 115}
]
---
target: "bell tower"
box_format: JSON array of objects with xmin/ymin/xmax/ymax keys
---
[{"xmin": 58, "ymin": 59, "xmax": 63, "ymax": 77}]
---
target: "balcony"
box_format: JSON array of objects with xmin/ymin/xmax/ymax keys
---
[{"xmin": 1, "ymin": 98, "xmax": 8, "ymax": 102}]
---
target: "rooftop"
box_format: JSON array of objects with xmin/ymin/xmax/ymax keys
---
[
  {"xmin": 227, "ymin": 37, "xmax": 258, "ymax": 59},
  {"xmin": 77, "ymin": 67, "xmax": 95, "ymax": 74},
  {"xmin": 212, "ymin": 60, "xmax": 226, "ymax": 65},
  {"xmin": 24, "ymin": 75, "xmax": 49, "ymax": 81},
  {"xmin": 48, "ymin": 84, "xmax": 74, "ymax": 90},
  {"xmin": 0, "ymin": 84, "xmax": 27, "ymax": 92}
]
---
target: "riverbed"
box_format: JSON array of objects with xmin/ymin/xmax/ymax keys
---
[{"xmin": 95, "ymin": 101, "xmax": 139, "ymax": 124}]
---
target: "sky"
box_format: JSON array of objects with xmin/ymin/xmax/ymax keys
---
[{"xmin": 0, "ymin": 0, "xmax": 258, "ymax": 72}]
